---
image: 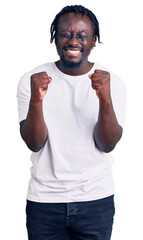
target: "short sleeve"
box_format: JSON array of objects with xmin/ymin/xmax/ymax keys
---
[
  {"xmin": 17, "ymin": 75, "xmax": 31, "ymax": 123},
  {"xmin": 110, "ymin": 74, "xmax": 127, "ymax": 128}
]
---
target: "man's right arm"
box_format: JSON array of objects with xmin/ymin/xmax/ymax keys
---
[{"xmin": 20, "ymin": 72, "xmax": 52, "ymax": 152}]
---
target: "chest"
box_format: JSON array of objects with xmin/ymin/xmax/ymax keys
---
[{"xmin": 43, "ymin": 76, "xmax": 99, "ymax": 128}]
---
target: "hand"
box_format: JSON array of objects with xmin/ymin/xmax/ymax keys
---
[
  {"xmin": 30, "ymin": 72, "xmax": 52, "ymax": 102},
  {"xmin": 89, "ymin": 70, "xmax": 111, "ymax": 101}
]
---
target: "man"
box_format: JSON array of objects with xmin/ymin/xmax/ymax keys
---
[{"xmin": 17, "ymin": 5, "xmax": 126, "ymax": 240}]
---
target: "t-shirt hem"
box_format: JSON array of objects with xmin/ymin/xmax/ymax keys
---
[{"xmin": 27, "ymin": 191, "xmax": 115, "ymax": 203}]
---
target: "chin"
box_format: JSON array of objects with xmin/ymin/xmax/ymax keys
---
[{"xmin": 61, "ymin": 56, "xmax": 83, "ymax": 69}]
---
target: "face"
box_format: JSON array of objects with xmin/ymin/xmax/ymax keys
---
[{"xmin": 55, "ymin": 13, "xmax": 96, "ymax": 69}]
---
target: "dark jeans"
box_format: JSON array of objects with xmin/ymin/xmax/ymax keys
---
[{"xmin": 26, "ymin": 195, "xmax": 115, "ymax": 240}]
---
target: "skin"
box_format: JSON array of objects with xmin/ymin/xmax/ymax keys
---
[
  {"xmin": 55, "ymin": 13, "xmax": 96, "ymax": 76},
  {"xmin": 20, "ymin": 12, "xmax": 122, "ymax": 152},
  {"xmin": 89, "ymin": 70, "xmax": 122, "ymax": 152},
  {"xmin": 20, "ymin": 72, "xmax": 52, "ymax": 151}
]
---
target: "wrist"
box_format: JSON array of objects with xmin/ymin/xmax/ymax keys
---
[
  {"xmin": 30, "ymin": 98, "xmax": 43, "ymax": 106},
  {"xmin": 99, "ymin": 96, "xmax": 112, "ymax": 105}
]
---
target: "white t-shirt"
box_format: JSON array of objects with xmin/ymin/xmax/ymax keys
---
[{"xmin": 17, "ymin": 62, "xmax": 126, "ymax": 203}]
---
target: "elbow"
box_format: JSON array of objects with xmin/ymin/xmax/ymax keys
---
[
  {"xmin": 102, "ymin": 145, "xmax": 115, "ymax": 153},
  {"xmin": 95, "ymin": 133, "xmax": 122, "ymax": 153},
  {"xmin": 26, "ymin": 144, "xmax": 42, "ymax": 152},
  {"xmin": 24, "ymin": 139, "xmax": 47, "ymax": 152},
  {"xmin": 20, "ymin": 136, "xmax": 43, "ymax": 152},
  {"xmin": 19, "ymin": 121, "xmax": 47, "ymax": 152},
  {"xmin": 95, "ymin": 142, "xmax": 116, "ymax": 153},
  {"xmin": 94, "ymin": 126, "xmax": 123, "ymax": 153},
  {"xmin": 20, "ymin": 132, "xmax": 46, "ymax": 152}
]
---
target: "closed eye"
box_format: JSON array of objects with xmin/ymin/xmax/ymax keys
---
[
  {"xmin": 60, "ymin": 31, "xmax": 72, "ymax": 39},
  {"xmin": 77, "ymin": 34, "xmax": 88, "ymax": 40}
]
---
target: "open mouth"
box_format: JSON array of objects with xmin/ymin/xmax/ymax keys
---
[
  {"xmin": 64, "ymin": 47, "xmax": 82, "ymax": 58},
  {"xmin": 66, "ymin": 49, "xmax": 81, "ymax": 57}
]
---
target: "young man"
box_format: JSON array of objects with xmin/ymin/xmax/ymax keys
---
[{"xmin": 17, "ymin": 5, "xmax": 126, "ymax": 240}]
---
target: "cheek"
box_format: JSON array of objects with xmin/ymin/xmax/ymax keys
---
[
  {"xmin": 55, "ymin": 39, "xmax": 67, "ymax": 53},
  {"xmin": 83, "ymin": 41, "xmax": 93, "ymax": 55},
  {"xmin": 55, "ymin": 40, "xmax": 62, "ymax": 55}
]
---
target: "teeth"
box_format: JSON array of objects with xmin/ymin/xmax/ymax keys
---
[
  {"xmin": 67, "ymin": 50, "xmax": 80, "ymax": 53},
  {"xmin": 67, "ymin": 50, "xmax": 80, "ymax": 54}
]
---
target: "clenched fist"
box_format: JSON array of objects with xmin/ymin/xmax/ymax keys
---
[
  {"xmin": 89, "ymin": 70, "xmax": 111, "ymax": 101},
  {"xmin": 30, "ymin": 72, "xmax": 52, "ymax": 102}
]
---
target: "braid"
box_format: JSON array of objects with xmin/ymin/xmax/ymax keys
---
[{"xmin": 50, "ymin": 5, "xmax": 101, "ymax": 43}]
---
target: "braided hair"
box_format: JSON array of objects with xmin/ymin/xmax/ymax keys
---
[{"xmin": 50, "ymin": 5, "xmax": 101, "ymax": 43}]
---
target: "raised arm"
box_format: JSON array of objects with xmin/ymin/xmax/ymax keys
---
[
  {"xmin": 20, "ymin": 72, "xmax": 52, "ymax": 152},
  {"xmin": 89, "ymin": 70, "xmax": 122, "ymax": 153}
]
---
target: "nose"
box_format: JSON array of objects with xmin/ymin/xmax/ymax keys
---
[{"xmin": 68, "ymin": 36, "xmax": 80, "ymax": 47}]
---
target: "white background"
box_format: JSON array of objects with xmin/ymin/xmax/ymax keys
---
[{"xmin": 0, "ymin": 0, "xmax": 143, "ymax": 239}]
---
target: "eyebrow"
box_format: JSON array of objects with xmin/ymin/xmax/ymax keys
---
[{"xmin": 60, "ymin": 30, "xmax": 88, "ymax": 34}]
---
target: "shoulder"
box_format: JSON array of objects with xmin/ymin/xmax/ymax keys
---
[
  {"xmin": 21, "ymin": 62, "xmax": 54, "ymax": 79},
  {"xmin": 17, "ymin": 62, "xmax": 54, "ymax": 89}
]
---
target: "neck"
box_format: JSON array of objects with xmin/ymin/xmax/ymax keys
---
[{"xmin": 55, "ymin": 60, "xmax": 94, "ymax": 76}]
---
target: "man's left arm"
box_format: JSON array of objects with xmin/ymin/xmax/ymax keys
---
[{"xmin": 89, "ymin": 70, "xmax": 122, "ymax": 153}]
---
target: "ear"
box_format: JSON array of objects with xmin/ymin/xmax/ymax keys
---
[
  {"xmin": 53, "ymin": 32, "xmax": 57, "ymax": 45},
  {"xmin": 92, "ymin": 37, "xmax": 97, "ymax": 49},
  {"xmin": 55, "ymin": 37, "xmax": 57, "ymax": 45}
]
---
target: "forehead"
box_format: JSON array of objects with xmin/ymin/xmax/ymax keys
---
[{"xmin": 57, "ymin": 13, "xmax": 93, "ymax": 32}]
